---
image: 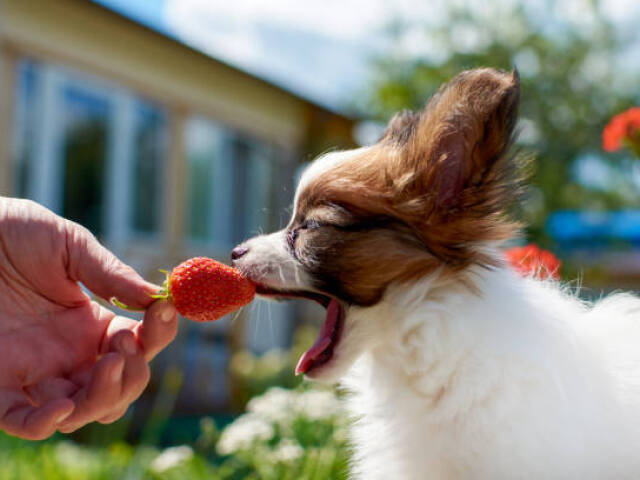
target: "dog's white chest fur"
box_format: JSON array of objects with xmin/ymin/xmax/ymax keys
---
[{"xmin": 340, "ymin": 267, "xmax": 640, "ymax": 479}]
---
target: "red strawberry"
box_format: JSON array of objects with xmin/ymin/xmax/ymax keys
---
[{"xmin": 152, "ymin": 257, "xmax": 255, "ymax": 322}]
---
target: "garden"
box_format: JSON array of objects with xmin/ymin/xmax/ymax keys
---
[{"xmin": 1, "ymin": 0, "xmax": 639, "ymax": 478}]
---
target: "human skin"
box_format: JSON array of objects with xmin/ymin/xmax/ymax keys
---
[{"xmin": 0, "ymin": 197, "xmax": 178, "ymax": 440}]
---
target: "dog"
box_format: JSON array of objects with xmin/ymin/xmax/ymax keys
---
[{"xmin": 231, "ymin": 68, "xmax": 640, "ymax": 479}]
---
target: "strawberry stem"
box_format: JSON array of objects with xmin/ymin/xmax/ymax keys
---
[
  {"xmin": 110, "ymin": 297, "xmax": 140, "ymax": 311},
  {"xmin": 146, "ymin": 268, "xmax": 172, "ymax": 301},
  {"xmin": 111, "ymin": 269, "xmax": 173, "ymax": 311}
]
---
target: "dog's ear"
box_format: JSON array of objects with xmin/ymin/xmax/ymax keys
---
[
  {"xmin": 376, "ymin": 68, "xmax": 523, "ymax": 265},
  {"xmin": 427, "ymin": 68, "xmax": 520, "ymax": 209},
  {"xmin": 385, "ymin": 68, "xmax": 521, "ymax": 212},
  {"xmin": 381, "ymin": 110, "xmax": 420, "ymax": 145}
]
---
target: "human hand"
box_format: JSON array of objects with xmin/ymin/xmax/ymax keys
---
[{"xmin": 0, "ymin": 198, "xmax": 178, "ymax": 439}]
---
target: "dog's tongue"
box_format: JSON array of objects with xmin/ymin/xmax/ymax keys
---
[{"xmin": 295, "ymin": 299, "xmax": 341, "ymax": 375}]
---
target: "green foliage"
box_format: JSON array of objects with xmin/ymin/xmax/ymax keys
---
[
  {"xmin": 230, "ymin": 324, "xmax": 320, "ymax": 407},
  {"xmin": 0, "ymin": 384, "xmax": 350, "ymax": 480},
  {"xmin": 0, "ymin": 434, "xmax": 155, "ymax": 480},
  {"xmin": 367, "ymin": 0, "xmax": 639, "ymax": 245}
]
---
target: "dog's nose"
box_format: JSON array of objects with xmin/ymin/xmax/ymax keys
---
[{"xmin": 231, "ymin": 246, "xmax": 249, "ymax": 261}]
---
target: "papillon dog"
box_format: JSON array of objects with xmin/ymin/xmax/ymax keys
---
[{"xmin": 232, "ymin": 68, "xmax": 640, "ymax": 479}]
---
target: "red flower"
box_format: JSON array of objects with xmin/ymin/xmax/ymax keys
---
[
  {"xmin": 602, "ymin": 107, "xmax": 640, "ymax": 152},
  {"xmin": 505, "ymin": 244, "xmax": 562, "ymax": 280}
]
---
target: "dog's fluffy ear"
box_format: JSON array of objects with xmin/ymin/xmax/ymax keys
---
[
  {"xmin": 379, "ymin": 68, "xmax": 524, "ymax": 265},
  {"xmin": 427, "ymin": 68, "xmax": 520, "ymax": 209},
  {"xmin": 384, "ymin": 68, "xmax": 521, "ymax": 211}
]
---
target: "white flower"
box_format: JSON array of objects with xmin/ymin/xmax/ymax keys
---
[
  {"xmin": 268, "ymin": 439, "xmax": 304, "ymax": 463},
  {"xmin": 246, "ymin": 386, "xmax": 344, "ymax": 423},
  {"xmin": 55, "ymin": 442, "xmax": 97, "ymax": 470},
  {"xmin": 149, "ymin": 445, "xmax": 194, "ymax": 473},
  {"xmin": 295, "ymin": 390, "xmax": 343, "ymax": 420},
  {"xmin": 247, "ymin": 387, "xmax": 296, "ymax": 423},
  {"xmin": 217, "ymin": 413, "xmax": 275, "ymax": 455}
]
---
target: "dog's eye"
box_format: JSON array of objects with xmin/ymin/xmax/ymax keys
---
[
  {"xmin": 287, "ymin": 226, "xmax": 301, "ymax": 250},
  {"xmin": 302, "ymin": 219, "xmax": 321, "ymax": 230},
  {"xmin": 287, "ymin": 220, "xmax": 323, "ymax": 250},
  {"xmin": 287, "ymin": 228, "xmax": 299, "ymax": 247}
]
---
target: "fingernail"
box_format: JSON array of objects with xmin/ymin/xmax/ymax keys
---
[
  {"xmin": 111, "ymin": 362, "xmax": 124, "ymax": 382},
  {"xmin": 159, "ymin": 304, "xmax": 176, "ymax": 323},
  {"xmin": 121, "ymin": 335, "xmax": 139, "ymax": 356},
  {"xmin": 56, "ymin": 410, "xmax": 72, "ymax": 425}
]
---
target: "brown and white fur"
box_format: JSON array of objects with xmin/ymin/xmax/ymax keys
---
[{"xmin": 232, "ymin": 68, "xmax": 640, "ymax": 479}]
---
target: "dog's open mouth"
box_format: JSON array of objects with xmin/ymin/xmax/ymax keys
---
[{"xmin": 255, "ymin": 285, "xmax": 345, "ymax": 376}]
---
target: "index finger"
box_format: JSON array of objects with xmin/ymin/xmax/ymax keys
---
[{"xmin": 65, "ymin": 221, "xmax": 158, "ymax": 309}]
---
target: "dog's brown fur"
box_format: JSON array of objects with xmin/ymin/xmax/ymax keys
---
[{"xmin": 291, "ymin": 68, "xmax": 525, "ymax": 305}]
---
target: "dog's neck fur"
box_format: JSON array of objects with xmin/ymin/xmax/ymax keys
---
[{"xmin": 340, "ymin": 266, "xmax": 639, "ymax": 479}]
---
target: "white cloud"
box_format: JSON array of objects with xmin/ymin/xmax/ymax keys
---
[
  {"xmin": 164, "ymin": 0, "xmax": 435, "ymax": 44},
  {"xmin": 163, "ymin": 0, "xmax": 387, "ymax": 109},
  {"xmin": 161, "ymin": 0, "xmax": 448, "ymax": 109},
  {"xmin": 161, "ymin": 0, "xmax": 640, "ymax": 111}
]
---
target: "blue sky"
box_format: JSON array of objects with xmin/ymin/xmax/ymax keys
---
[
  {"xmin": 93, "ymin": 0, "xmax": 640, "ymax": 115},
  {"xmin": 93, "ymin": 0, "xmax": 168, "ymax": 34}
]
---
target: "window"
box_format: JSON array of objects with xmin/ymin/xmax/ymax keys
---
[
  {"xmin": 12, "ymin": 58, "xmax": 169, "ymax": 244},
  {"xmin": 13, "ymin": 60, "xmax": 39, "ymax": 199},
  {"xmin": 230, "ymin": 136, "xmax": 275, "ymax": 243},
  {"xmin": 131, "ymin": 102, "xmax": 167, "ymax": 235},
  {"xmin": 61, "ymin": 85, "xmax": 111, "ymax": 237},
  {"xmin": 185, "ymin": 118, "xmax": 232, "ymax": 245},
  {"xmin": 185, "ymin": 118, "xmax": 282, "ymax": 249}
]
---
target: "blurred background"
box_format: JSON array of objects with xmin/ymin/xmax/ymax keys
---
[{"xmin": 0, "ymin": 0, "xmax": 638, "ymax": 478}]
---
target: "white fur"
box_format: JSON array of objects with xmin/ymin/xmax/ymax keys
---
[
  {"xmin": 294, "ymin": 148, "xmax": 369, "ymax": 211},
  {"xmin": 340, "ymin": 265, "xmax": 640, "ymax": 479},
  {"xmin": 236, "ymin": 230, "xmax": 314, "ymax": 291}
]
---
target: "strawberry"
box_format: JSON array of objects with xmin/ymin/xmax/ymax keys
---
[{"xmin": 152, "ymin": 257, "xmax": 255, "ymax": 322}]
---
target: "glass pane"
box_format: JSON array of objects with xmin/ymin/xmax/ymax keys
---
[
  {"xmin": 132, "ymin": 102, "xmax": 166, "ymax": 234},
  {"xmin": 185, "ymin": 118, "xmax": 216, "ymax": 242},
  {"xmin": 229, "ymin": 137, "xmax": 251, "ymax": 244},
  {"xmin": 229, "ymin": 136, "xmax": 274, "ymax": 243},
  {"xmin": 185, "ymin": 120, "xmax": 277, "ymax": 247},
  {"xmin": 61, "ymin": 86, "xmax": 110, "ymax": 237},
  {"xmin": 13, "ymin": 60, "xmax": 39, "ymax": 198},
  {"xmin": 188, "ymin": 153, "xmax": 213, "ymax": 241},
  {"xmin": 211, "ymin": 135, "xmax": 234, "ymax": 247},
  {"xmin": 244, "ymin": 143, "xmax": 273, "ymax": 236}
]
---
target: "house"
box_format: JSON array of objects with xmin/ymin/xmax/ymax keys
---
[{"xmin": 0, "ymin": 0, "xmax": 356, "ymax": 413}]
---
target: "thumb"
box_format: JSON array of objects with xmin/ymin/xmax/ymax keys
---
[{"xmin": 65, "ymin": 221, "xmax": 158, "ymax": 309}]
